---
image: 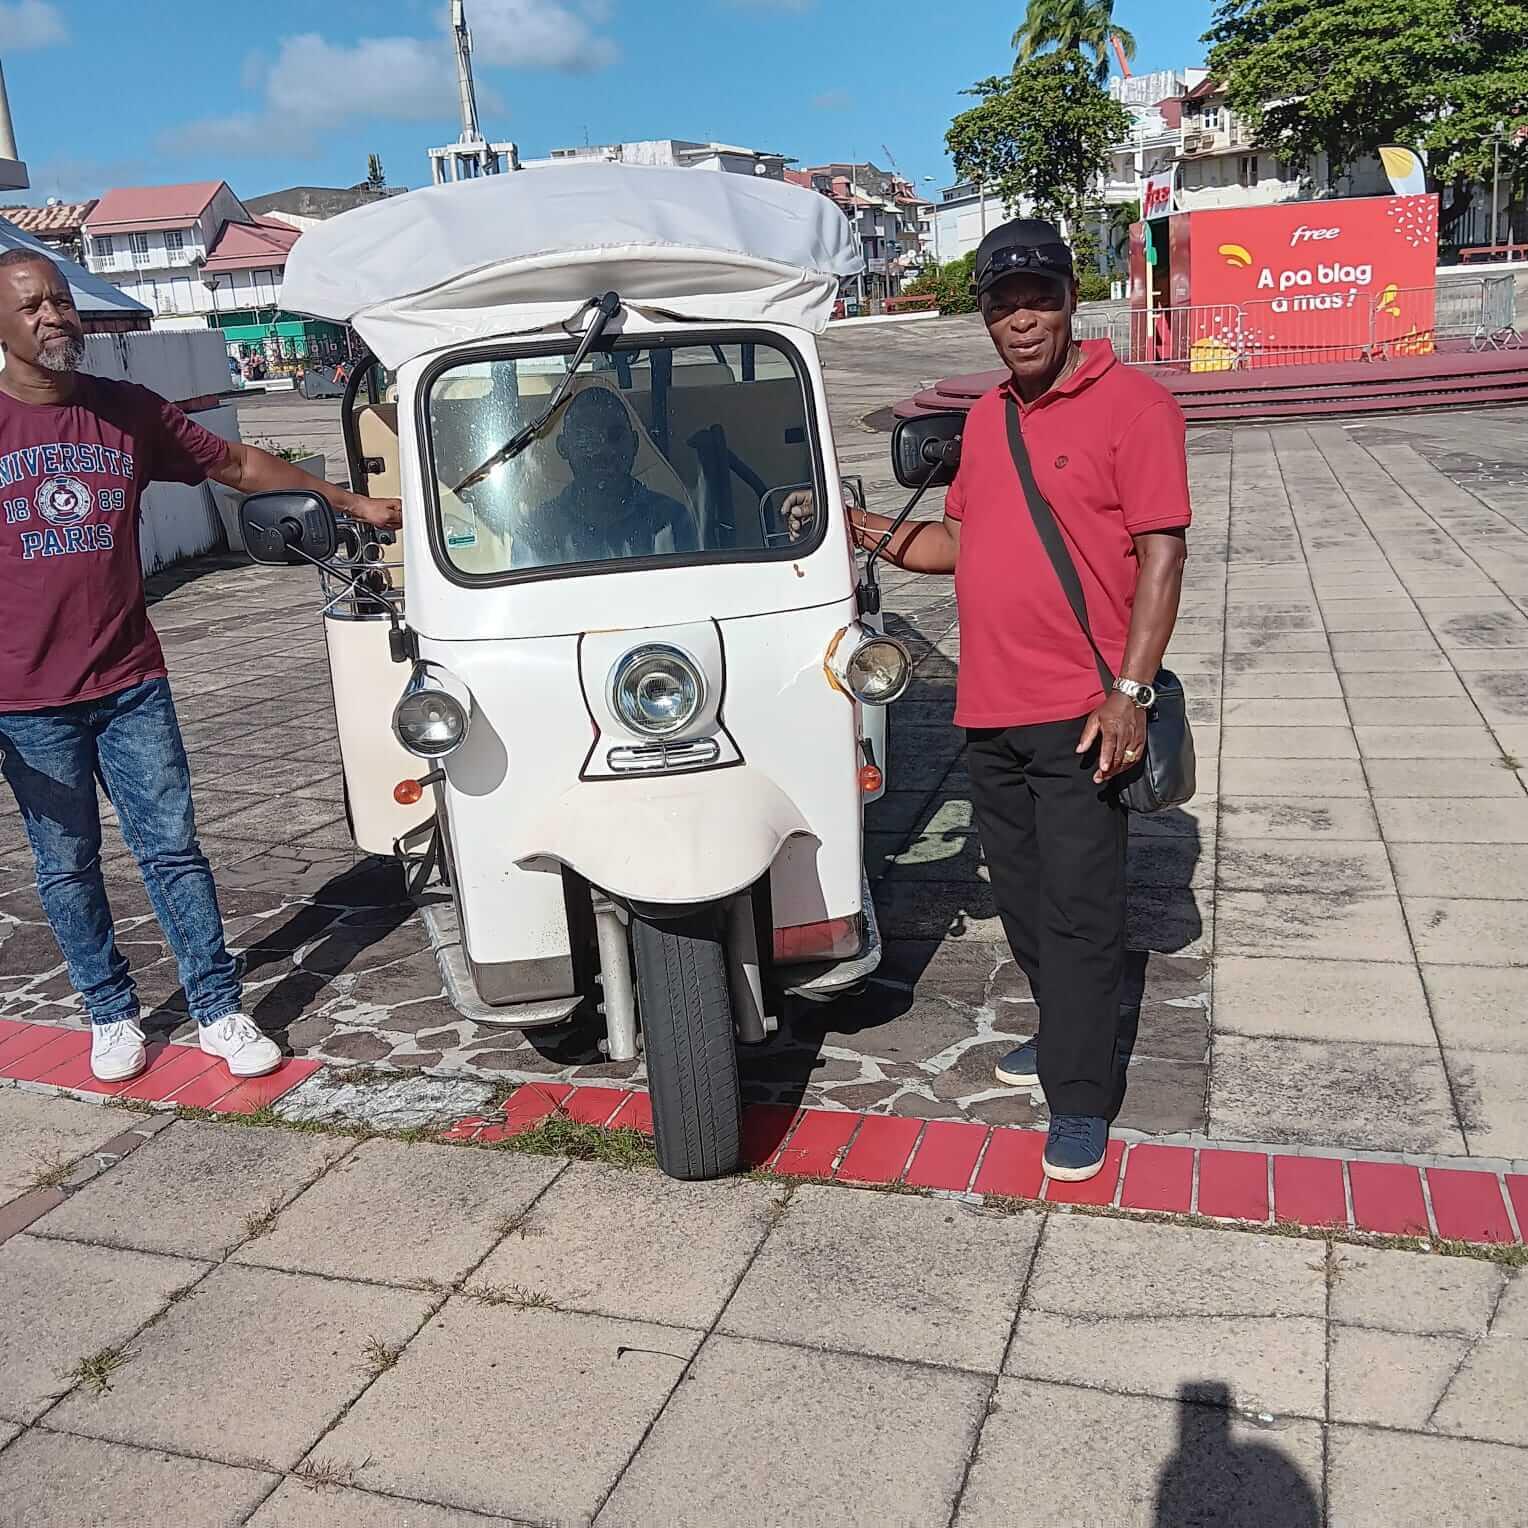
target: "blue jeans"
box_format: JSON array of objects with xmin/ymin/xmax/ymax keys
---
[{"xmin": 0, "ymin": 677, "xmax": 241, "ymax": 1026}]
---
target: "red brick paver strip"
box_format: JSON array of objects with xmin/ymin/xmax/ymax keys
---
[
  {"xmin": 1043, "ymin": 1139, "xmax": 1125, "ymax": 1205},
  {"xmin": 608, "ymin": 1091, "xmax": 654, "ymax": 1135},
  {"xmin": 1119, "ymin": 1143, "xmax": 1195, "ymax": 1213},
  {"xmin": 1506, "ymin": 1175, "xmax": 1528, "ymax": 1239},
  {"xmin": 0, "ymin": 1023, "xmax": 73, "ymax": 1070},
  {"xmin": 211, "ymin": 1057, "xmax": 324, "ymax": 1115},
  {"xmin": 1196, "ymin": 1149, "xmax": 1269, "ymax": 1222},
  {"xmin": 117, "ymin": 1045, "xmax": 225, "ymax": 1103},
  {"xmin": 1274, "ymin": 1156, "xmax": 1347, "ymax": 1227},
  {"xmin": 0, "ymin": 1027, "xmax": 87, "ymax": 1083},
  {"xmin": 972, "ymin": 1127, "xmax": 1047, "ymax": 1200},
  {"xmin": 1427, "ymin": 1168, "xmax": 1514, "ymax": 1244},
  {"xmin": 561, "ymin": 1086, "xmax": 630, "ymax": 1128},
  {"xmin": 773, "ymin": 1110, "xmax": 860, "ymax": 1178},
  {"xmin": 835, "ymin": 1114, "xmax": 923, "ymax": 1185},
  {"xmin": 902, "ymin": 1120, "xmax": 988, "ymax": 1192},
  {"xmin": 1348, "ymin": 1161, "xmax": 1430, "ymax": 1237},
  {"xmin": 479, "ymin": 1082, "xmax": 575, "ymax": 1141},
  {"xmin": 740, "ymin": 1104, "xmax": 801, "ymax": 1168}
]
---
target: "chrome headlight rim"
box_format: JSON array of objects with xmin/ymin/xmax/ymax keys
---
[
  {"xmin": 843, "ymin": 633, "xmax": 912, "ymax": 705},
  {"xmin": 609, "ymin": 643, "xmax": 706, "ymax": 739},
  {"xmin": 391, "ymin": 673, "xmax": 470, "ymax": 759}
]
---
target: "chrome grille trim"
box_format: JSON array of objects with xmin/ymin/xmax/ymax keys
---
[{"xmin": 606, "ymin": 737, "xmax": 722, "ymax": 774}]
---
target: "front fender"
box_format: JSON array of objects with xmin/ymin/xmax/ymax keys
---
[{"xmin": 515, "ymin": 767, "xmax": 816, "ymax": 904}]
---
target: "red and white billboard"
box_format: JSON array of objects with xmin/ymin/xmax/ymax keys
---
[
  {"xmin": 1188, "ymin": 194, "xmax": 1439, "ymax": 365},
  {"xmin": 1128, "ymin": 193, "xmax": 1440, "ymax": 369}
]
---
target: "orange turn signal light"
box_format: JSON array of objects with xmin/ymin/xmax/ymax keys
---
[
  {"xmin": 859, "ymin": 764, "xmax": 883, "ymax": 794},
  {"xmin": 393, "ymin": 778, "xmax": 424, "ymax": 806}
]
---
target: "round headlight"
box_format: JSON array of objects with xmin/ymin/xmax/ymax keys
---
[
  {"xmin": 611, "ymin": 646, "xmax": 704, "ymax": 737},
  {"xmin": 845, "ymin": 636, "xmax": 911, "ymax": 705},
  {"xmin": 393, "ymin": 687, "xmax": 469, "ymax": 757}
]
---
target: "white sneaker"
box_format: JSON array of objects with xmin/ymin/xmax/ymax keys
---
[
  {"xmin": 199, "ymin": 1014, "xmax": 282, "ymax": 1078},
  {"xmin": 91, "ymin": 1020, "xmax": 147, "ymax": 1083}
]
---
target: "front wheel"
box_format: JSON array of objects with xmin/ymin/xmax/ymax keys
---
[{"xmin": 631, "ymin": 908, "xmax": 742, "ymax": 1180}]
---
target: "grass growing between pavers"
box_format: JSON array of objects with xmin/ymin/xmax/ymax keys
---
[{"xmin": 65, "ymin": 1343, "xmax": 136, "ymax": 1397}]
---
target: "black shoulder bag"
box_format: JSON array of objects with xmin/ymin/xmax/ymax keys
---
[{"xmin": 1002, "ymin": 394, "xmax": 1195, "ymax": 815}]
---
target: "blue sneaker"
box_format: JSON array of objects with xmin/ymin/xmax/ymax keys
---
[
  {"xmin": 994, "ymin": 1037, "xmax": 1039, "ymax": 1088},
  {"xmin": 1043, "ymin": 1115, "xmax": 1109, "ymax": 1182}
]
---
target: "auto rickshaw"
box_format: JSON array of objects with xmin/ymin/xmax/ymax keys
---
[{"xmin": 237, "ymin": 164, "xmax": 921, "ymax": 1180}]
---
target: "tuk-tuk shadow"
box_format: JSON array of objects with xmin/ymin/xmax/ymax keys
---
[
  {"xmin": 744, "ymin": 801, "xmax": 1206, "ymax": 1123},
  {"xmin": 145, "ymin": 859, "xmax": 420, "ymax": 1048}
]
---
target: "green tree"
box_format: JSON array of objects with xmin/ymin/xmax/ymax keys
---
[
  {"xmin": 903, "ymin": 251, "xmax": 980, "ymax": 315},
  {"xmin": 1013, "ymin": 0, "xmax": 1136, "ymax": 81},
  {"xmin": 947, "ymin": 53, "xmax": 1132, "ymax": 261},
  {"xmin": 1204, "ymin": 0, "xmax": 1528, "ymax": 237}
]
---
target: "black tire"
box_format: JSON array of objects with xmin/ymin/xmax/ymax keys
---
[{"xmin": 631, "ymin": 909, "xmax": 741, "ymax": 1180}]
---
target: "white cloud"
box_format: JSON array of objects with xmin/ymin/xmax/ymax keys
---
[
  {"xmin": 160, "ymin": 5, "xmax": 618, "ymax": 162},
  {"xmin": 161, "ymin": 32, "xmax": 460, "ymax": 159},
  {"xmin": 0, "ymin": 0, "xmax": 67, "ymax": 50},
  {"xmin": 469, "ymin": 0, "xmax": 619, "ymax": 73}
]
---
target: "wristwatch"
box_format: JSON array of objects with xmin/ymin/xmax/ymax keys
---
[{"xmin": 1113, "ymin": 677, "xmax": 1157, "ymax": 709}]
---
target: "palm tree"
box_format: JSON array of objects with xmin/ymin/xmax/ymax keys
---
[{"xmin": 1012, "ymin": 0, "xmax": 1136, "ymax": 80}]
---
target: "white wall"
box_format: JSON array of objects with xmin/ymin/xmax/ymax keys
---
[
  {"xmin": 79, "ymin": 332, "xmax": 240, "ymax": 572},
  {"xmin": 84, "ymin": 328, "xmax": 229, "ymax": 401}
]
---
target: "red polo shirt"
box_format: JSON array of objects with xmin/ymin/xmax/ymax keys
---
[{"xmin": 945, "ymin": 340, "xmax": 1191, "ymax": 729}]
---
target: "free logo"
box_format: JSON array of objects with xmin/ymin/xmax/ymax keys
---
[{"xmin": 34, "ymin": 474, "xmax": 94, "ymax": 527}]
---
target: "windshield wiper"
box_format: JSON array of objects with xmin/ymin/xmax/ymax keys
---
[{"xmin": 452, "ymin": 291, "xmax": 622, "ymax": 495}]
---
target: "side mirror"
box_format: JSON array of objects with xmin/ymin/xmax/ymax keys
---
[
  {"xmin": 239, "ymin": 490, "xmax": 339, "ymax": 566},
  {"xmin": 891, "ymin": 412, "xmax": 964, "ymax": 489}
]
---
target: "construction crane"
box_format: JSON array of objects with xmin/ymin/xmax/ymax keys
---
[
  {"xmin": 451, "ymin": 1, "xmax": 483, "ymax": 146},
  {"xmin": 429, "ymin": 2, "xmax": 518, "ymax": 184}
]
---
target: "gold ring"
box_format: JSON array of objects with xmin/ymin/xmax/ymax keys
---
[{"xmin": 1124, "ymin": 747, "xmax": 1141, "ymax": 760}]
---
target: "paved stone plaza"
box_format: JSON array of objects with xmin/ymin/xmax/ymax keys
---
[
  {"xmin": 2, "ymin": 316, "xmax": 1528, "ymax": 1161},
  {"xmin": 2, "ymin": 318, "xmax": 1528, "ymax": 1522},
  {"xmin": 0, "ymin": 1089, "xmax": 1524, "ymax": 1526}
]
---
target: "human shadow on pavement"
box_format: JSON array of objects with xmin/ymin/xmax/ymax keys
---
[
  {"xmin": 1153, "ymin": 1382, "xmax": 1320, "ymax": 1528},
  {"xmin": 199, "ymin": 859, "xmax": 418, "ymax": 1048}
]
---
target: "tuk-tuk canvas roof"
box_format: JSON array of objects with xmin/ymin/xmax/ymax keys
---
[{"xmin": 280, "ymin": 164, "xmax": 865, "ymax": 367}]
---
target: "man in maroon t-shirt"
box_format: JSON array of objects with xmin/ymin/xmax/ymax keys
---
[
  {"xmin": 0, "ymin": 249, "xmax": 400, "ymax": 1084},
  {"xmin": 849, "ymin": 221, "xmax": 1191, "ymax": 1183}
]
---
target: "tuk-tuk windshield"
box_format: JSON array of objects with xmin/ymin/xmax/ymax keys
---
[{"xmin": 424, "ymin": 338, "xmax": 823, "ymax": 579}]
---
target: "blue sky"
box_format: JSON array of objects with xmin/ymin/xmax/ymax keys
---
[{"xmin": 5, "ymin": 0, "xmax": 1217, "ymax": 205}]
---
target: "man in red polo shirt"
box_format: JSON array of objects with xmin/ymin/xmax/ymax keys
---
[{"xmin": 851, "ymin": 219, "xmax": 1190, "ymax": 1181}]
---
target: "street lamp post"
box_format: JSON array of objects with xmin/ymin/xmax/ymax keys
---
[{"xmin": 1493, "ymin": 120, "xmax": 1505, "ymax": 249}]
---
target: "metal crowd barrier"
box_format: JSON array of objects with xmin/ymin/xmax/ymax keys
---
[{"xmin": 1097, "ymin": 282, "xmax": 1520, "ymax": 370}]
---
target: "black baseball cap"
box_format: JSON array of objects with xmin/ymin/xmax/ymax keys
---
[{"xmin": 973, "ymin": 218, "xmax": 1075, "ymax": 297}]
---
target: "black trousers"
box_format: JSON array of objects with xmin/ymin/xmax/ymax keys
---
[{"xmin": 966, "ymin": 714, "xmax": 1128, "ymax": 1119}]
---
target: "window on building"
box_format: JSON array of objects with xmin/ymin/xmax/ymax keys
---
[
  {"xmin": 165, "ymin": 229, "xmax": 184, "ymax": 254},
  {"xmin": 1239, "ymin": 155, "xmax": 1259, "ymax": 188},
  {"xmin": 94, "ymin": 234, "xmax": 114, "ymax": 259},
  {"xmin": 130, "ymin": 232, "xmax": 150, "ymax": 258}
]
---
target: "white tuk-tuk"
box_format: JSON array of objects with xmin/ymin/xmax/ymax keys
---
[{"xmin": 238, "ymin": 165, "xmax": 921, "ymax": 1179}]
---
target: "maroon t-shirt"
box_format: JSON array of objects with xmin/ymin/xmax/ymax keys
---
[{"xmin": 0, "ymin": 376, "xmax": 230, "ymax": 710}]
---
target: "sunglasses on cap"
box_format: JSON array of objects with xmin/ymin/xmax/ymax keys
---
[{"xmin": 974, "ymin": 243, "xmax": 1074, "ymax": 294}]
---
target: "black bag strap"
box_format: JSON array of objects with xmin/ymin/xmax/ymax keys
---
[{"xmin": 1003, "ymin": 392, "xmax": 1115, "ymax": 694}]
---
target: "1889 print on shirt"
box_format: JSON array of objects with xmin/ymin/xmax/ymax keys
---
[{"xmin": 0, "ymin": 376, "xmax": 229, "ymax": 711}]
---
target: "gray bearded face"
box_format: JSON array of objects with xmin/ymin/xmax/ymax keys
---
[{"xmin": 36, "ymin": 336, "xmax": 86, "ymax": 374}]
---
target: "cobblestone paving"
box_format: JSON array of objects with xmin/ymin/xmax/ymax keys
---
[{"xmin": 4, "ymin": 320, "xmax": 1528, "ymax": 1157}]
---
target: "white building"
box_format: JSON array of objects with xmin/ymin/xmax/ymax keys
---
[
  {"xmin": 81, "ymin": 181, "xmax": 299, "ymax": 327},
  {"xmin": 521, "ymin": 139, "xmax": 790, "ymax": 180},
  {"xmin": 924, "ymin": 182, "xmax": 1029, "ymax": 263}
]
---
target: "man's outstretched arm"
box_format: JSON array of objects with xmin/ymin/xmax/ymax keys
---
[{"xmin": 211, "ymin": 440, "xmax": 402, "ymax": 530}]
